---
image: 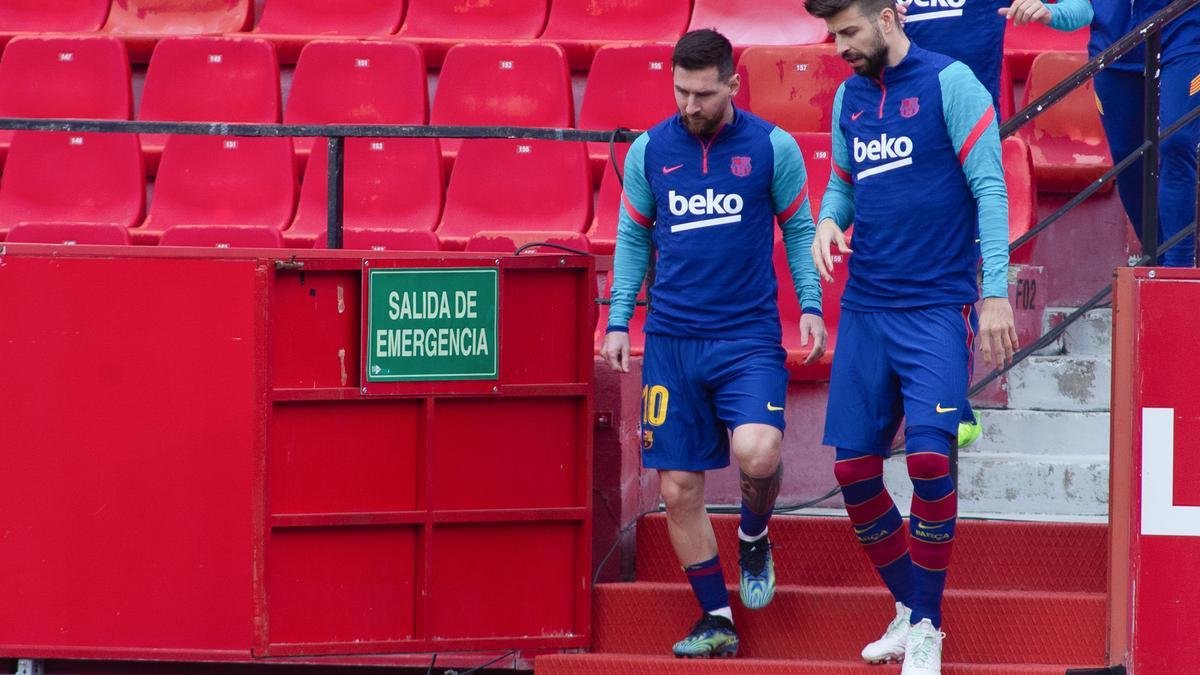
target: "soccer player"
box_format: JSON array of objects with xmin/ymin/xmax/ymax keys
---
[
  {"xmin": 801, "ymin": 0, "xmax": 1017, "ymax": 672},
  {"xmin": 599, "ymin": 29, "xmax": 825, "ymax": 659}
]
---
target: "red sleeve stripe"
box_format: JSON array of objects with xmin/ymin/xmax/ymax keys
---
[
  {"xmin": 832, "ymin": 161, "xmax": 852, "ymax": 184},
  {"xmin": 958, "ymin": 106, "xmax": 996, "ymax": 165},
  {"xmin": 621, "ymin": 192, "xmax": 653, "ymax": 229},
  {"xmin": 776, "ymin": 180, "xmax": 809, "ymax": 223}
]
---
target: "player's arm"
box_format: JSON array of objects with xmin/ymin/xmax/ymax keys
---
[
  {"xmin": 999, "ymin": 0, "xmax": 1093, "ymax": 29},
  {"xmin": 814, "ymin": 83, "xmax": 855, "ymax": 283},
  {"xmin": 940, "ymin": 61, "xmax": 1018, "ymax": 366},
  {"xmin": 602, "ymin": 132, "xmax": 655, "ymax": 374},
  {"xmin": 770, "ymin": 127, "xmax": 827, "ymax": 364}
]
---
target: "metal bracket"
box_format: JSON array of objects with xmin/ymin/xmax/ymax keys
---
[
  {"xmin": 15, "ymin": 659, "xmax": 45, "ymax": 675},
  {"xmin": 274, "ymin": 258, "xmax": 305, "ymax": 271}
]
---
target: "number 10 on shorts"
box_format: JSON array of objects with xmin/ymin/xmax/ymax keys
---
[{"xmin": 643, "ymin": 385, "xmax": 670, "ymax": 427}]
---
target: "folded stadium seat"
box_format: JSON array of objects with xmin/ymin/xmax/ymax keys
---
[
  {"xmin": 0, "ymin": 35, "xmax": 133, "ymax": 166},
  {"xmin": 1000, "ymin": 56, "xmax": 1015, "ymax": 121},
  {"xmin": 465, "ymin": 230, "xmax": 591, "ymax": 254},
  {"xmin": 437, "ymin": 139, "xmax": 591, "ymax": 250},
  {"xmin": 734, "ymin": 45, "xmax": 851, "ymax": 132},
  {"xmin": 1019, "ymin": 51, "xmax": 1112, "ymax": 193},
  {"xmin": 0, "ymin": 132, "xmax": 145, "ymax": 241},
  {"xmin": 103, "ymin": 0, "xmax": 255, "ymax": 62},
  {"xmin": 159, "ymin": 224, "xmax": 286, "ymax": 248},
  {"xmin": 594, "ymin": 268, "xmax": 647, "ymax": 356},
  {"xmin": 792, "ymin": 132, "xmax": 832, "ymax": 220},
  {"xmin": 588, "ymin": 142, "xmax": 631, "ymax": 254},
  {"xmin": 0, "ymin": 0, "xmax": 110, "ymax": 38},
  {"xmin": 137, "ymin": 135, "xmax": 296, "ymax": 244},
  {"xmin": 314, "ymin": 227, "xmax": 441, "ymax": 251},
  {"xmin": 688, "ymin": 0, "xmax": 828, "ymax": 52},
  {"xmin": 776, "ymin": 237, "xmax": 847, "ymax": 381},
  {"xmin": 430, "ymin": 42, "xmax": 573, "ymax": 162},
  {"xmin": 1004, "ymin": 21, "xmax": 1089, "ymax": 81},
  {"xmin": 254, "ymin": 0, "xmax": 406, "ymax": 64},
  {"xmin": 578, "ymin": 44, "xmax": 676, "ymax": 175},
  {"xmin": 286, "ymin": 137, "xmax": 443, "ymax": 247},
  {"xmin": 1003, "ymin": 135, "xmax": 1037, "ymax": 264},
  {"xmin": 6, "ymin": 223, "xmax": 133, "ymax": 246},
  {"xmin": 397, "ymin": 0, "xmax": 549, "ymax": 68},
  {"xmin": 285, "ymin": 40, "xmax": 427, "ymax": 159},
  {"xmin": 539, "ymin": 0, "xmax": 691, "ymax": 70},
  {"xmin": 138, "ymin": 36, "xmax": 281, "ymax": 173}
]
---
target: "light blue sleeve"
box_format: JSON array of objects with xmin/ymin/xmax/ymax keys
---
[
  {"xmin": 769, "ymin": 127, "xmax": 823, "ymax": 315},
  {"xmin": 817, "ymin": 83, "xmax": 856, "ymax": 230},
  {"xmin": 1047, "ymin": 0, "xmax": 1093, "ymax": 32},
  {"xmin": 939, "ymin": 62, "xmax": 1010, "ymax": 299},
  {"xmin": 607, "ymin": 132, "xmax": 655, "ymax": 331}
]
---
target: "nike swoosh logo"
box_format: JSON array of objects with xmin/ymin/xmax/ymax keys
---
[
  {"xmin": 662, "ymin": 164, "xmax": 683, "ymax": 175},
  {"xmin": 935, "ymin": 404, "xmax": 957, "ymax": 414},
  {"xmin": 767, "ymin": 403, "xmax": 785, "ymax": 412},
  {"xmin": 918, "ymin": 523, "xmax": 945, "ymax": 531},
  {"xmin": 851, "ymin": 111, "xmax": 865, "ymax": 121}
]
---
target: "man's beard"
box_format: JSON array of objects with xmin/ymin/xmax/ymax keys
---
[
  {"xmin": 845, "ymin": 26, "xmax": 889, "ymax": 79},
  {"xmin": 684, "ymin": 111, "xmax": 724, "ymax": 137}
]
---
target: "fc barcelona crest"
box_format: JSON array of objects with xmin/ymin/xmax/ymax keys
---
[
  {"xmin": 900, "ymin": 97, "xmax": 920, "ymax": 118},
  {"xmin": 642, "ymin": 430, "xmax": 654, "ymax": 450},
  {"xmin": 731, "ymin": 155, "xmax": 752, "ymax": 177}
]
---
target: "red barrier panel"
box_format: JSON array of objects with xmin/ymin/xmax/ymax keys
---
[
  {"xmin": 1111, "ymin": 267, "xmax": 1200, "ymax": 674},
  {"xmin": 0, "ymin": 245, "xmax": 593, "ymax": 665}
]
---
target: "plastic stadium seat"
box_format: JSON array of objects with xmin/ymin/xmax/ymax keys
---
[
  {"xmin": 6, "ymin": 223, "xmax": 133, "ymax": 246},
  {"xmin": 398, "ymin": 0, "xmax": 548, "ymax": 67},
  {"xmin": 0, "ymin": 132, "xmax": 145, "ymax": 240},
  {"xmin": 540, "ymin": 0, "xmax": 691, "ymax": 69},
  {"xmin": 138, "ymin": 36, "xmax": 281, "ymax": 171},
  {"xmin": 465, "ymin": 230, "xmax": 591, "ymax": 254},
  {"xmin": 1004, "ymin": 21, "xmax": 1089, "ymax": 81},
  {"xmin": 103, "ymin": 1, "xmax": 255, "ymax": 61},
  {"xmin": 579, "ymin": 45, "xmax": 676, "ymax": 173},
  {"xmin": 287, "ymin": 138, "xmax": 444, "ymax": 247},
  {"xmin": 315, "ymin": 228, "xmax": 441, "ymax": 251},
  {"xmin": 139, "ymin": 135, "xmax": 296, "ymax": 244},
  {"xmin": 431, "ymin": 42, "xmax": 573, "ymax": 160},
  {"xmin": 1019, "ymin": 51, "xmax": 1112, "ymax": 193},
  {"xmin": 285, "ymin": 40, "xmax": 427, "ymax": 157},
  {"xmin": 588, "ymin": 142, "xmax": 630, "ymax": 254},
  {"xmin": 160, "ymin": 225, "xmax": 285, "ymax": 248},
  {"xmin": 792, "ymin": 132, "xmax": 832, "ymax": 221},
  {"xmin": 438, "ymin": 139, "xmax": 591, "ymax": 250},
  {"xmin": 1000, "ymin": 56, "xmax": 1015, "ymax": 121},
  {"xmin": 1003, "ymin": 135, "xmax": 1037, "ymax": 264},
  {"xmin": 0, "ymin": 0, "xmax": 110, "ymax": 34},
  {"xmin": 734, "ymin": 45, "xmax": 851, "ymax": 132},
  {"xmin": 255, "ymin": 0, "xmax": 406, "ymax": 63},
  {"xmin": 689, "ymin": 0, "xmax": 828, "ymax": 49},
  {"xmin": 0, "ymin": 36, "xmax": 133, "ymax": 163},
  {"xmin": 594, "ymin": 269, "xmax": 647, "ymax": 356},
  {"xmin": 776, "ymin": 237, "xmax": 847, "ymax": 381}
]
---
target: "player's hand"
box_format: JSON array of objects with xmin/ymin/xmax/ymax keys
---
[
  {"xmin": 812, "ymin": 218, "xmax": 852, "ymax": 283},
  {"xmin": 998, "ymin": 0, "xmax": 1052, "ymax": 25},
  {"xmin": 895, "ymin": 0, "xmax": 909, "ymax": 22},
  {"xmin": 600, "ymin": 330, "xmax": 631, "ymax": 373},
  {"xmin": 799, "ymin": 313, "xmax": 828, "ymax": 365},
  {"xmin": 979, "ymin": 297, "xmax": 1019, "ymax": 367}
]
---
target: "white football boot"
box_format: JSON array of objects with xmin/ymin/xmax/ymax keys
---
[
  {"xmin": 861, "ymin": 602, "xmax": 911, "ymax": 664},
  {"xmin": 900, "ymin": 618, "xmax": 945, "ymax": 675}
]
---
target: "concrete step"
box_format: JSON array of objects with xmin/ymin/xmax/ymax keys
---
[
  {"xmin": 970, "ymin": 409, "xmax": 1110, "ymax": 457},
  {"xmin": 1036, "ymin": 308, "xmax": 1113, "ymax": 358},
  {"xmin": 1005, "ymin": 355, "xmax": 1111, "ymax": 412},
  {"xmin": 535, "ymin": 654, "xmax": 1095, "ymax": 674}
]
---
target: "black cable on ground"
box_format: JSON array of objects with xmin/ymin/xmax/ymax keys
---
[{"xmin": 455, "ymin": 650, "xmax": 517, "ymax": 674}]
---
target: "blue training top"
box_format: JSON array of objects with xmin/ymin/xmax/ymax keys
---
[
  {"xmin": 608, "ymin": 108, "xmax": 821, "ymax": 342},
  {"xmin": 819, "ymin": 44, "xmax": 1010, "ymax": 311},
  {"xmin": 1090, "ymin": 0, "xmax": 1200, "ymax": 72}
]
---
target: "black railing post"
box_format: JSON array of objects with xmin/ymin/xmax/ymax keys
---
[
  {"xmin": 327, "ymin": 136, "xmax": 345, "ymax": 250},
  {"xmin": 1141, "ymin": 31, "xmax": 1163, "ymax": 264}
]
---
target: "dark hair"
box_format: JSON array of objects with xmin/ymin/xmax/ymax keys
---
[
  {"xmin": 804, "ymin": 0, "xmax": 896, "ymax": 19},
  {"xmin": 672, "ymin": 29, "xmax": 735, "ymax": 81}
]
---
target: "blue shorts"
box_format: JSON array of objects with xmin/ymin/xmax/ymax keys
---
[
  {"xmin": 641, "ymin": 333, "xmax": 788, "ymax": 472},
  {"xmin": 823, "ymin": 305, "xmax": 978, "ymax": 455}
]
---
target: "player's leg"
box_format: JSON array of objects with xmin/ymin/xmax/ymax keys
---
[
  {"xmin": 1094, "ymin": 68, "xmax": 1148, "ymax": 249},
  {"xmin": 1156, "ymin": 53, "xmax": 1200, "ymax": 267}
]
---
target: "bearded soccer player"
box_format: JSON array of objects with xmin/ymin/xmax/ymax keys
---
[
  {"xmin": 801, "ymin": 0, "xmax": 1017, "ymax": 672},
  {"xmin": 599, "ymin": 29, "xmax": 825, "ymax": 658}
]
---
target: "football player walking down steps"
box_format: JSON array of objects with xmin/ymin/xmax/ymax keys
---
[
  {"xmin": 599, "ymin": 29, "xmax": 826, "ymax": 659},
  {"xmin": 802, "ymin": 0, "xmax": 1018, "ymax": 672}
]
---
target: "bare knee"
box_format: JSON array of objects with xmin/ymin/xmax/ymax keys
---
[
  {"xmin": 659, "ymin": 471, "xmax": 706, "ymax": 514},
  {"xmin": 732, "ymin": 424, "xmax": 782, "ymax": 477}
]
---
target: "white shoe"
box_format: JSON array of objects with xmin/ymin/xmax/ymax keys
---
[
  {"xmin": 861, "ymin": 602, "xmax": 911, "ymax": 663},
  {"xmin": 900, "ymin": 618, "xmax": 945, "ymax": 675}
]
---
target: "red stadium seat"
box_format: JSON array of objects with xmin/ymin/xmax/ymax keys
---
[
  {"xmin": 999, "ymin": 56, "xmax": 1015, "ymax": 121},
  {"xmin": 160, "ymin": 224, "xmax": 285, "ymax": 248},
  {"xmin": 438, "ymin": 139, "xmax": 591, "ymax": 250},
  {"xmin": 1019, "ymin": 51, "xmax": 1112, "ymax": 193},
  {"xmin": 588, "ymin": 142, "xmax": 631, "ymax": 254},
  {"xmin": 0, "ymin": 36, "xmax": 133, "ymax": 164},
  {"xmin": 1003, "ymin": 135, "xmax": 1037, "ymax": 264},
  {"xmin": 689, "ymin": 0, "xmax": 828, "ymax": 49},
  {"xmin": 431, "ymin": 42, "xmax": 573, "ymax": 160},
  {"xmin": 6, "ymin": 223, "xmax": 133, "ymax": 246},
  {"xmin": 792, "ymin": 132, "xmax": 832, "ymax": 220},
  {"xmin": 138, "ymin": 135, "xmax": 296, "ymax": 244},
  {"xmin": 540, "ymin": 0, "xmax": 691, "ymax": 69},
  {"xmin": 776, "ymin": 237, "xmax": 847, "ymax": 381},
  {"xmin": 398, "ymin": 0, "xmax": 548, "ymax": 68},
  {"xmin": 285, "ymin": 40, "xmax": 427, "ymax": 157},
  {"xmin": 0, "ymin": 0, "xmax": 110, "ymax": 34},
  {"xmin": 1004, "ymin": 21, "xmax": 1089, "ymax": 81},
  {"xmin": 103, "ymin": 1, "xmax": 255, "ymax": 61},
  {"xmin": 0, "ymin": 132, "xmax": 145, "ymax": 240},
  {"xmin": 255, "ymin": 0, "xmax": 406, "ymax": 63},
  {"xmin": 465, "ymin": 230, "xmax": 591, "ymax": 254},
  {"xmin": 287, "ymin": 138, "xmax": 444, "ymax": 247},
  {"xmin": 735, "ymin": 45, "xmax": 851, "ymax": 132},
  {"xmin": 315, "ymin": 228, "xmax": 442, "ymax": 251},
  {"xmin": 138, "ymin": 36, "xmax": 281, "ymax": 171},
  {"xmin": 579, "ymin": 45, "xmax": 676, "ymax": 174},
  {"xmin": 595, "ymin": 269, "xmax": 648, "ymax": 357}
]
